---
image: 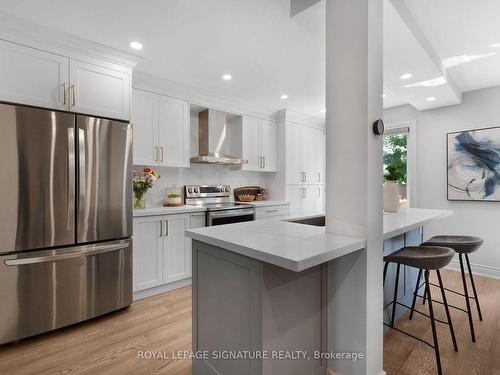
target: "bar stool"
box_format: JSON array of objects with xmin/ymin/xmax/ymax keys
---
[
  {"xmin": 418, "ymin": 235, "xmax": 484, "ymax": 343},
  {"xmin": 384, "ymin": 246, "xmax": 457, "ymax": 375}
]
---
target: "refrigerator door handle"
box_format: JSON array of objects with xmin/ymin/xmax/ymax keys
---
[
  {"xmin": 67, "ymin": 128, "xmax": 76, "ymax": 230},
  {"xmin": 78, "ymin": 128, "xmax": 86, "ymax": 229},
  {"xmin": 4, "ymin": 240, "xmax": 130, "ymax": 266}
]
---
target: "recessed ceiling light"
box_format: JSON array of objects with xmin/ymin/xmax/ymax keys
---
[
  {"xmin": 400, "ymin": 73, "xmax": 413, "ymax": 80},
  {"xmin": 280, "ymin": 94, "xmax": 288, "ymax": 100},
  {"xmin": 426, "ymin": 96, "xmax": 436, "ymax": 102},
  {"xmin": 490, "ymin": 43, "xmax": 500, "ymax": 48},
  {"xmin": 404, "ymin": 76, "xmax": 447, "ymax": 88},
  {"xmin": 129, "ymin": 41, "xmax": 143, "ymax": 50},
  {"xmin": 382, "ymin": 94, "xmax": 386, "ymax": 98},
  {"xmin": 320, "ymin": 108, "xmax": 327, "ymax": 113},
  {"xmin": 222, "ymin": 74, "xmax": 232, "ymax": 81}
]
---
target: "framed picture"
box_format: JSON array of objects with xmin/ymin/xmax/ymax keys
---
[{"xmin": 447, "ymin": 126, "xmax": 500, "ymax": 201}]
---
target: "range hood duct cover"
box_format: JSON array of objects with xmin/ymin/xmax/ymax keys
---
[{"xmin": 190, "ymin": 109, "xmax": 247, "ymax": 165}]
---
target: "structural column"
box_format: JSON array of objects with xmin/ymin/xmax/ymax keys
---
[{"xmin": 325, "ymin": 0, "xmax": 384, "ymax": 374}]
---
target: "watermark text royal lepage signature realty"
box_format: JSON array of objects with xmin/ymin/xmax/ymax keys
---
[{"xmin": 137, "ymin": 350, "xmax": 364, "ymax": 362}]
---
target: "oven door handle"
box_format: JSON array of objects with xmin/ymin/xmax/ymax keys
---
[{"xmin": 208, "ymin": 208, "xmax": 256, "ymax": 219}]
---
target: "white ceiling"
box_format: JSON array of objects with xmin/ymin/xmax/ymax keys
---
[{"xmin": 1, "ymin": 0, "xmax": 500, "ymax": 114}]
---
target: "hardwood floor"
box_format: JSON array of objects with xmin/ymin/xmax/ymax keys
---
[
  {"xmin": 1, "ymin": 269, "xmax": 498, "ymax": 375},
  {"xmin": 0, "ymin": 287, "xmax": 193, "ymax": 375},
  {"xmin": 384, "ymin": 269, "xmax": 500, "ymax": 375}
]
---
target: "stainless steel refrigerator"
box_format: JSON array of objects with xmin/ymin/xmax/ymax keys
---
[{"xmin": 0, "ymin": 102, "xmax": 133, "ymax": 344}]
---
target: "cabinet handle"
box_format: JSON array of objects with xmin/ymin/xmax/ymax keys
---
[
  {"xmin": 191, "ymin": 213, "xmax": 205, "ymax": 217},
  {"xmin": 71, "ymin": 84, "xmax": 76, "ymax": 107},
  {"xmin": 262, "ymin": 157, "xmax": 266, "ymax": 169},
  {"xmin": 317, "ymin": 187, "xmax": 321, "ymax": 197},
  {"xmin": 160, "ymin": 147, "xmax": 164, "ymax": 162},
  {"xmin": 301, "ymin": 188, "xmax": 306, "ymax": 198},
  {"xmin": 318, "ymin": 172, "xmax": 321, "ymax": 183},
  {"xmin": 159, "ymin": 220, "xmax": 163, "ymax": 237},
  {"xmin": 304, "ymin": 172, "xmax": 307, "ymax": 182},
  {"xmin": 164, "ymin": 220, "xmax": 168, "ymax": 236},
  {"xmin": 63, "ymin": 82, "xmax": 67, "ymax": 106},
  {"xmin": 265, "ymin": 209, "xmax": 279, "ymax": 213},
  {"xmin": 154, "ymin": 146, "xmax": 158, "ymax": 162},
  {"xmin": 259, "ymin": 156, "xmax": 263, "ymax": 168}
]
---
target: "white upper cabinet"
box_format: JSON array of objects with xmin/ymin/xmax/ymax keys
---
[
  {"xmin": 131, "ymin": 88, "xmax": 190, "ymax": 167},
  {"xmin": 69, "ymin": 59, "xmax": 130, "ymax": 120},
  {"xmin": 260, "ymin": 119, "xmax": 278, "ymax": 171},
  {"xmin": 0, "ymin": 40, "xmax": 133, "ymax": 120},
  {"xmin": 241, "ymin": 116, "xmax": 278, "ymax": 172},
  {"xmin": 158, "ymin": 95, "xmax": 190, "ymax": 168},
  {"xmin": 0, "ymin": 40, "xmax": 68, "ymax": 110},
  {"xmin": 132, "ymin": 89, "xmax": 158, "ymax": 166},
  {"xmin": 241, "ymin": 116, "xmax": 261, "ymax": 170},
  {"xmin": 286, "ymin": 123, "xmax": 325, "ymax": 185}
]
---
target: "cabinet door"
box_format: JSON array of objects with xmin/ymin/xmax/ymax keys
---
[
  {"xmin": 241, "ymin": 116, "xmax": 261, "ymax": 171},
  {"xmin": 0, "ymin": 40, "xmax": 69, "ymax": 110},
  {"xmin": 132, "ymin": 89, "xmax": 158, "ymax": 166},
  {"xmin": 70, "ymin": 59, "xmax": 131, "ymax": 120},
  {"xmin": 190, "ymin": 212, "xmax": 206, "ymax": 229},
  {"xmin": 260, "ymin": 120, "xmax": 278, "ymax": 172},
  {"xmin": 132, "ymin": 216, "xmax": 164, "ymax": 292},
  {"xmin": 314, "ymin": 129, "xmax": 325, "ymax": 184},
  {"xmin": 302, "ymin": 187, "xmax": 316, "ymax": 216},
  {"xmin": 314, "ymin": 186, "xmax": 325, "ymax": 215},
  {"xmin": 158, "ymin": 95, "xmax": 190, "ymax": 167},
  {"xmin": 301, "ymin": 126, "xmax": 317, "ymax": 184},
  {"xmin": 286, "ymin": 124, "xmax": 302, "ymax": 184},
  {"xmin": 164, "ymin": 214, "xmax": 191, "ymax": 283},
  {"xmin": 286, "ymin": 186, "xmax": 303, "ymax": 216}
]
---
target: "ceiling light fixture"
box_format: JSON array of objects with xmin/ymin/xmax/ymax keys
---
[
  {"xmin": 426, "ymin": 96, "xmax": 436, "ymax": 102},
  {"xmin": 382, "ymin": 94, "xmax": 386, "ymax": 98},
  {"xmin": 442, "ymin": 53, "xmax": 496, "ymax": 69},
  {"xmin": 129, "ymin": 41, "xmax": 143, "ymax": 50},
  {"xmin": 280, "ymin": 94, "xmax": 288, "ymax": 100},
  {"xmin": 222, "ymin": 74, "xmax": 232, "ymax": 81},
  {"xmin": 320, "ymin": 108, "xmax": 327, "ymax": 113},
  {"xmin": 400, "ymin": 73, "xmax": 413, "ymax": 80}
]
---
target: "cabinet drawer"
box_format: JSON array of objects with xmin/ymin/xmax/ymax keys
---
[{"xmin": 255, "ymin": 205, "xmax": 289, "ymax": 219}]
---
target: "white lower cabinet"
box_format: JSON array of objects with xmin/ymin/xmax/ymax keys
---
[
  {"xmin": 133, "ymin": 212, "xmax": 205, "ymax": 294},
  {"xmin": 132, "ymin": 216, "xmax": 164, "ymax": 291},
  {"xmin": 286, "ymin": 186, "xmax": 324, "ymax": 216},
  {"xmin": 254, "ymin": 204, "xmax": 289, "ymax": 220}
]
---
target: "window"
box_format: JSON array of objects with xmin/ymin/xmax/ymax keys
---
[{"xmin": 383, "ymin": 128, "xmax": 409, "ymax": 208}]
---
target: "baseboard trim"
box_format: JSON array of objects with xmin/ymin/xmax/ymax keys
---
[
  {"xmin": 446, "ymin": 260, "xmax": 500, "ymax": 280},
  {"xmin": 132, "ymin": 278, "xmax": 192, "ymax": 301}
]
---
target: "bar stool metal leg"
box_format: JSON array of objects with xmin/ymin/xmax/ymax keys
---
[
  {"xmin": 383, "ymin": 262, "xmax": 389, "ymax": 286},
  {"xmin": 391, "ymin": 263, "xmax": 401, "ymax": 327},
  {"xmin": 465, "ymin": 254, "xmax": 483, "ymax": 321},
  {"xmin": 409, "ymin": 268, "xmax": 422, "ymax": 320},
  {"xmin": 437, "ymin": 269, "xmax": 458, "ymax": 352},
  {"xmin": 425, "ymin": 270, "xmax": 443, "ymax": 375},
  {"xmin": 459, "ymin": 253, "xmax": 476, "ymax": 342}
]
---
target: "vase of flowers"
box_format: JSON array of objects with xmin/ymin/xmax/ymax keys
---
[{"xmin": 133, "ymin": 168, "xmax": 160, "ymax": 209}]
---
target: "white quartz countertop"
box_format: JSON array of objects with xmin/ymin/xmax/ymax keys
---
[
  {"xmin": 133, "ymin": 205, "xmax": 206, "ymax": 217},
  {"xmin": 186, "ymin": 208, "xmax": 452, "ymax": 272},
  {"xmin": 383, "ymin": 208, "xmax": 453, "ymax": 240}
]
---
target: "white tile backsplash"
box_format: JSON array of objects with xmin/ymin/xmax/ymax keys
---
[{"xmin": 136, "ymin": 164, "xmax": 271, "ymax": 207}]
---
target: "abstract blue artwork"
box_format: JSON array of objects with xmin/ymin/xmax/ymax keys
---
[{"xmin": 448, "ymin": 127, "xmax": 500, "ymax": 201}]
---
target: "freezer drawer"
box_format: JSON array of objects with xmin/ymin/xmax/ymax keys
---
[
  {"xmin": 77, "ymin": 115, "xmax": 132, "ymax": 243},
  {"xmin": 0, "ymin": 239, "xmax": 132, "ymax": 344}
]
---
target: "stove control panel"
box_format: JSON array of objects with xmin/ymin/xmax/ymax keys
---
[{"xmin": 185, "ymin": 185, "xmax": 231, "ymax": 198}]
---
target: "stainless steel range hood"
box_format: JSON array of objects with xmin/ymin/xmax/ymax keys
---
[{"xmin": 190, "ymin": 109, "xmax": 248, "ymax": 165}]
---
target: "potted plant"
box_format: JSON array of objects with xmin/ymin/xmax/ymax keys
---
[
  {"xmin": 383, "ymin": 135, "xmax": 407, "ymax": 212},
  {"xmin": 132, "ymin": 168, "xmax": 160, "ymax": 209}
]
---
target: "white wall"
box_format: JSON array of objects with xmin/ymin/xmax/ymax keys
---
[{"xmin": 384, "ymin": 86, "xmax": 500, "ymax": 277}]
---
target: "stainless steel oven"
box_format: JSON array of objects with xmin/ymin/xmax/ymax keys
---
[{"xmin": 185, "ymin": 185, "xmax": 255, "ymax": 226}]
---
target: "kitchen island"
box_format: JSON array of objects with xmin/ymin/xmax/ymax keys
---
[{"xmin": 186, "ymin": 208, "xmax": 452, "ymax": 375}]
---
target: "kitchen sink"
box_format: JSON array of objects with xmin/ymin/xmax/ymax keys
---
[{"xmin": 287, "ymin": 215, "xmax": 325, "ymax": 227}]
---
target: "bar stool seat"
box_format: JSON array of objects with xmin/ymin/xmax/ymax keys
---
[
  {"xmin": 424, "ymin": 235, "xmax": 483, "ymax": 254},
  {"xmin": 384, "ymin": 246, "xmax": 454, "ymax": 270}
]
